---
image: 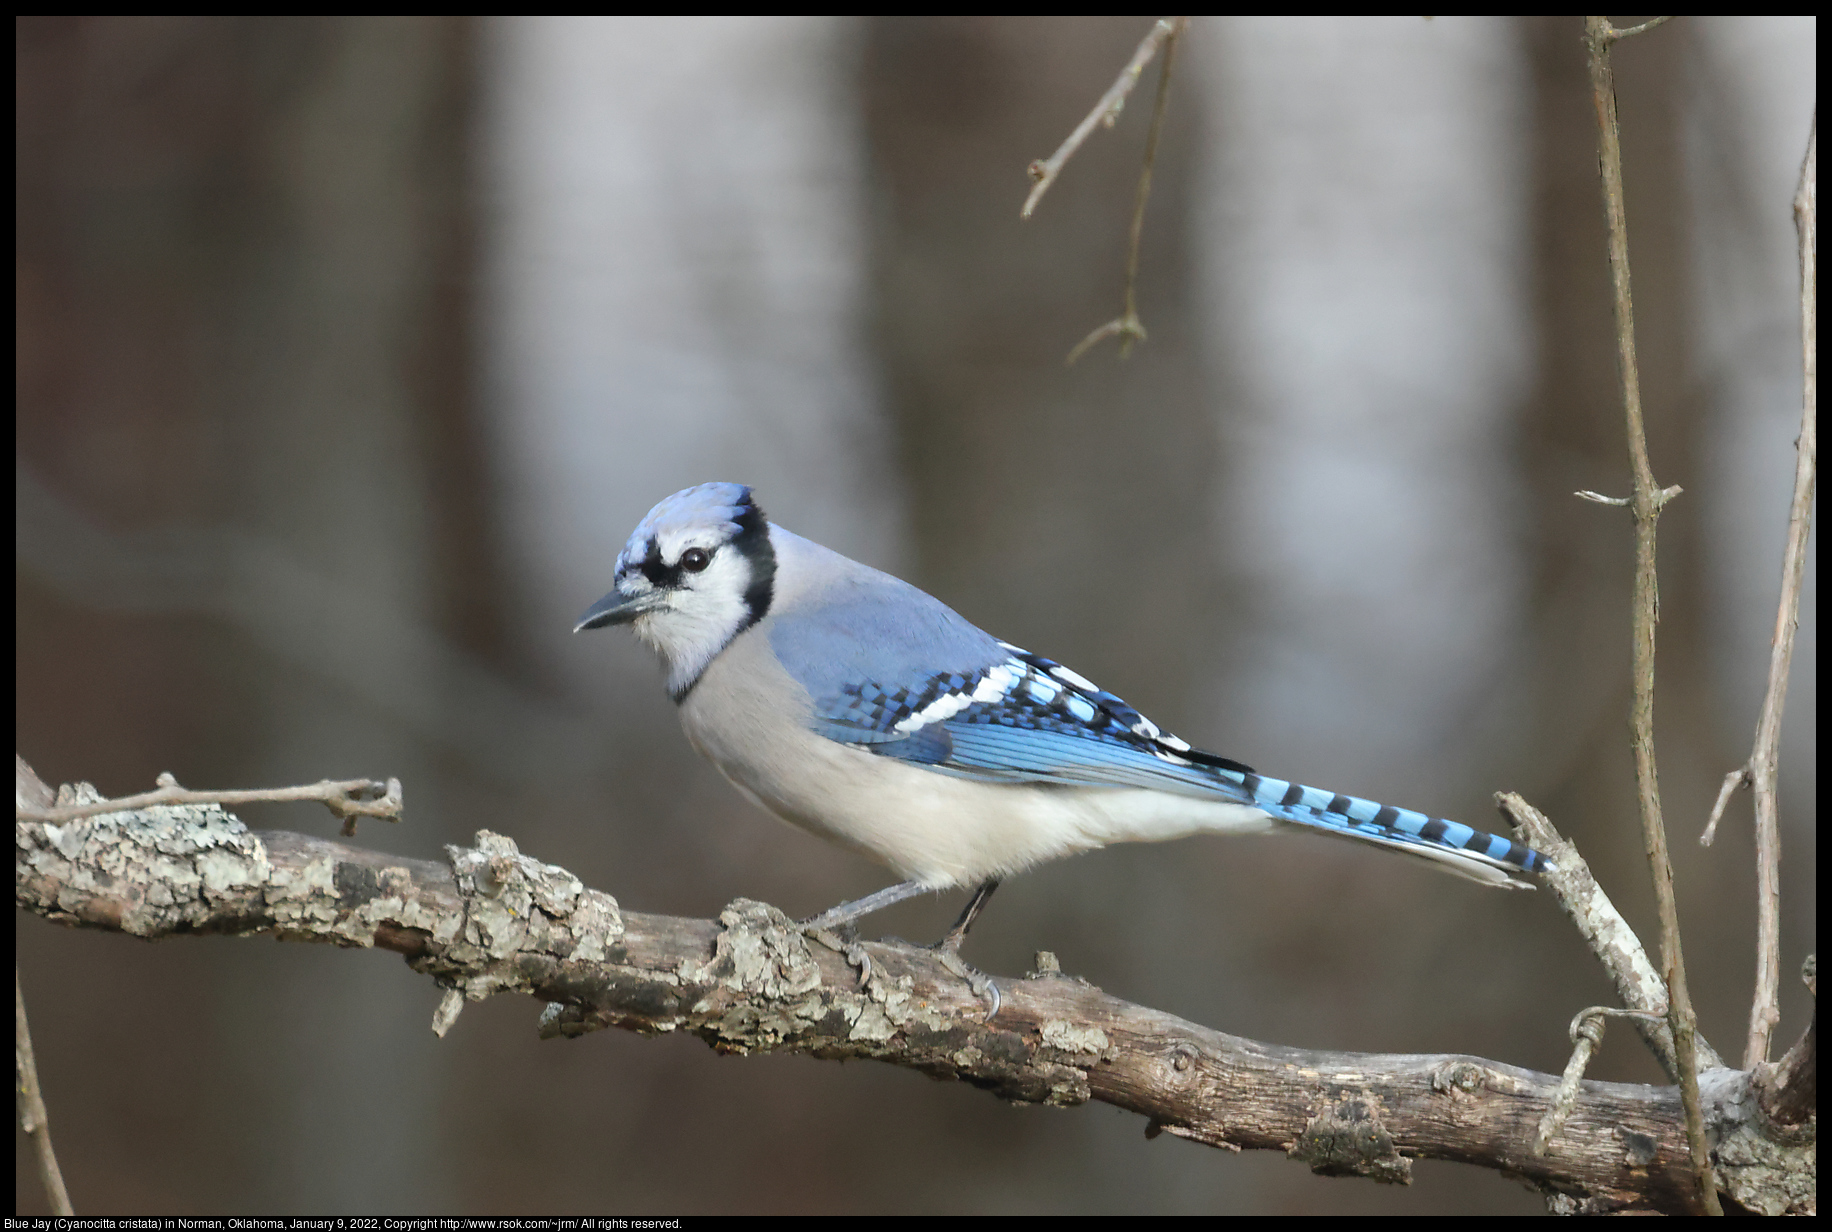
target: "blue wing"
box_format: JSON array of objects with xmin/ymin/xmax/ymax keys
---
[{"xmin": 808, "ymin": 644, "xmax": 1257, "ymax": 799}]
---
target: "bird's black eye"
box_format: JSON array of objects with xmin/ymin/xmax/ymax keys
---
[{"xmin": 680, "ymin": 547, "xmax": 712, "ymax": 573}]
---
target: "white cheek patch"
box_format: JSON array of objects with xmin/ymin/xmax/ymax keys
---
[{"xmin": 631, "ymin": 550, "xmax": 757, "ymax": 696}]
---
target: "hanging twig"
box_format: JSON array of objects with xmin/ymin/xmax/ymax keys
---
[
  {"xmin": 1065, "ymin": 17, "xmax": 1187, "ymax": 364},
  {"xmin": 16, "ymin": 968, "xmax": 74, "ymax": 1216},
  {"xmin": 1581, "ymin": 15, "xmax": 1719, "ymax": 1215},
  {"xmin": 1020, "ymin": 18, "xmax": 1183, "ymax": 221},
  {"xmin": 1014, "ymin": 17, "xmax": 1189, "ymax": 365}
]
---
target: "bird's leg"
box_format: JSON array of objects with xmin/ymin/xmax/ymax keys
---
[
  {"xmin": 933, "ymin": 879, "xmax": 1003, "ymax": 1022},
  {"xmin": 799, "ymin": 880, "xmax": 929, "ymax": 932},
  {"xmin": 938, "ymin": 879, "xmax": 1000, "ymax": 953}
]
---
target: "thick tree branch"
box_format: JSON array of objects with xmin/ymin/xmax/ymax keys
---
[{"xmin": 14, "ymin": 761, "xmax": 1812, "ymax": 1214}]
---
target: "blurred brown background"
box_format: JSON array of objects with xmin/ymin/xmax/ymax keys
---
[{"xmin": 16, "ymin": 16, "xmax": 1815, "ymax": 1215}]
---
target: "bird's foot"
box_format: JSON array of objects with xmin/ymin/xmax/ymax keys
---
[
  {"xmin": 799, "ymin": 920, "xmax": 876, "ymax": 989},
  {"xmin": 933, "ymin": 944, "xmax": 1001, "ymax": 1023},
  {"xmin": 798, "ymin": 917, "xmax": 859, "ymax": 947}
]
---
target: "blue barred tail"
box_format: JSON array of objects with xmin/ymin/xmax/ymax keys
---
[{"xmin": 1218, "ymin": 767, "xmax": 1554, "ymax": 887}]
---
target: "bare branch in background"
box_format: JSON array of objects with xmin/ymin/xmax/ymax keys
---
[
  {"xmin": 1701, "ymin": 116, "xmax": 1816, "ymax": 1072},
  {"xmin": 1581, "ymin": 14, "xmax": 1718, "ymax": 1213},
  {"xmin": 1065, "ymin": 17, "xmax": 1187, "ymax": 364},
  {"xmin": 15, "ymin": 756, "xmax": 1813, "ymax": 1214},
  {"xmin": 1015, "ymin": 17, "xmax": 1189, "ymax": 365}
]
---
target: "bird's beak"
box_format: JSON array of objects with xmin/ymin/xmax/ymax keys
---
[{"xmin": 574, "ymin": 584, "xmax": 661, "ymax": 632}]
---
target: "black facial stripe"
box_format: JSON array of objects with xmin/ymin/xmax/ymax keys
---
[
  {"xmin": 638, "ymin": 537, "xmax": 717, "ymax": 592},
  {"xmin": 638, "ymin": 536, "xmax": 671, "ymax": 587},
  {"xmin": 730, "ymin": 492, "xmax": 775, "ymax": 629}
]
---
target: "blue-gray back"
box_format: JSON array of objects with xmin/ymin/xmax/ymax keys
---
[{"xmin": 766, "ymin": 564, "xmax": 1008, "ymax": 708}]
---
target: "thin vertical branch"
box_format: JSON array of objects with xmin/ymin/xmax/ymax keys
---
[
  {"xmin": 16, "ymin": 968, "xmax": 74, "ymax": 1216},
  {"xmin": 1738, "ymin": 115, "xmax": 1817, "ymax": 1068},
  {"xmin": 1581, "ymin": 15, "xmax": 1719, "ymax": 1216}
]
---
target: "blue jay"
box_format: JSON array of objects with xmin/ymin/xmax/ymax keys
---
[{"xmin": 578, "ymin": 482, "xmax": 1550, "ymax": 949}]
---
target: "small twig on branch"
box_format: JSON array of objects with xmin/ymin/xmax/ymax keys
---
[
  {"xmin": 14, "ymin": 767, "xmax": 402, "ymax": 837},
  {"xmin": 16, "ymin": 968, "xmax": 74, "ymax": 1216},
  {"xmin": 1578, "ymin": 485, "xmax": 1682, "ymax": 509},
  {"xmin": 1582, "ymin": 15, "xmax": 1717, "ymax": 1213},
  {"xmin": 1020, "ymin": 18, "xmax": 1182, "ymax": 221},
  {"xmin": 1535, "ymin": 1006, "xmax": 1669, "ymax": 1156},
  {"xmin": 1698, "ymin": 766, "xmax": 1750, "ymax": 846},
  {"xmin": 1603, "ymin": 16, "xmax": 1675, "ymax": 42}
]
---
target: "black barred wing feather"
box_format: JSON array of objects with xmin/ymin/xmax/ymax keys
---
[{"xmin": 809, "ymin": 644, "xmax": 1253, "ymax": 795}]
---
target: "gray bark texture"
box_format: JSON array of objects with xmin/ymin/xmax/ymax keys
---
[{"xmin": 14, "ymin": 758, "xmax": 1814, "ymax": 1215}]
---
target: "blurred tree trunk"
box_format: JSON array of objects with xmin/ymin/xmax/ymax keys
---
[{"xmin": 16, "ymin": 15, "xmax": 489, "ymax": 1211}]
